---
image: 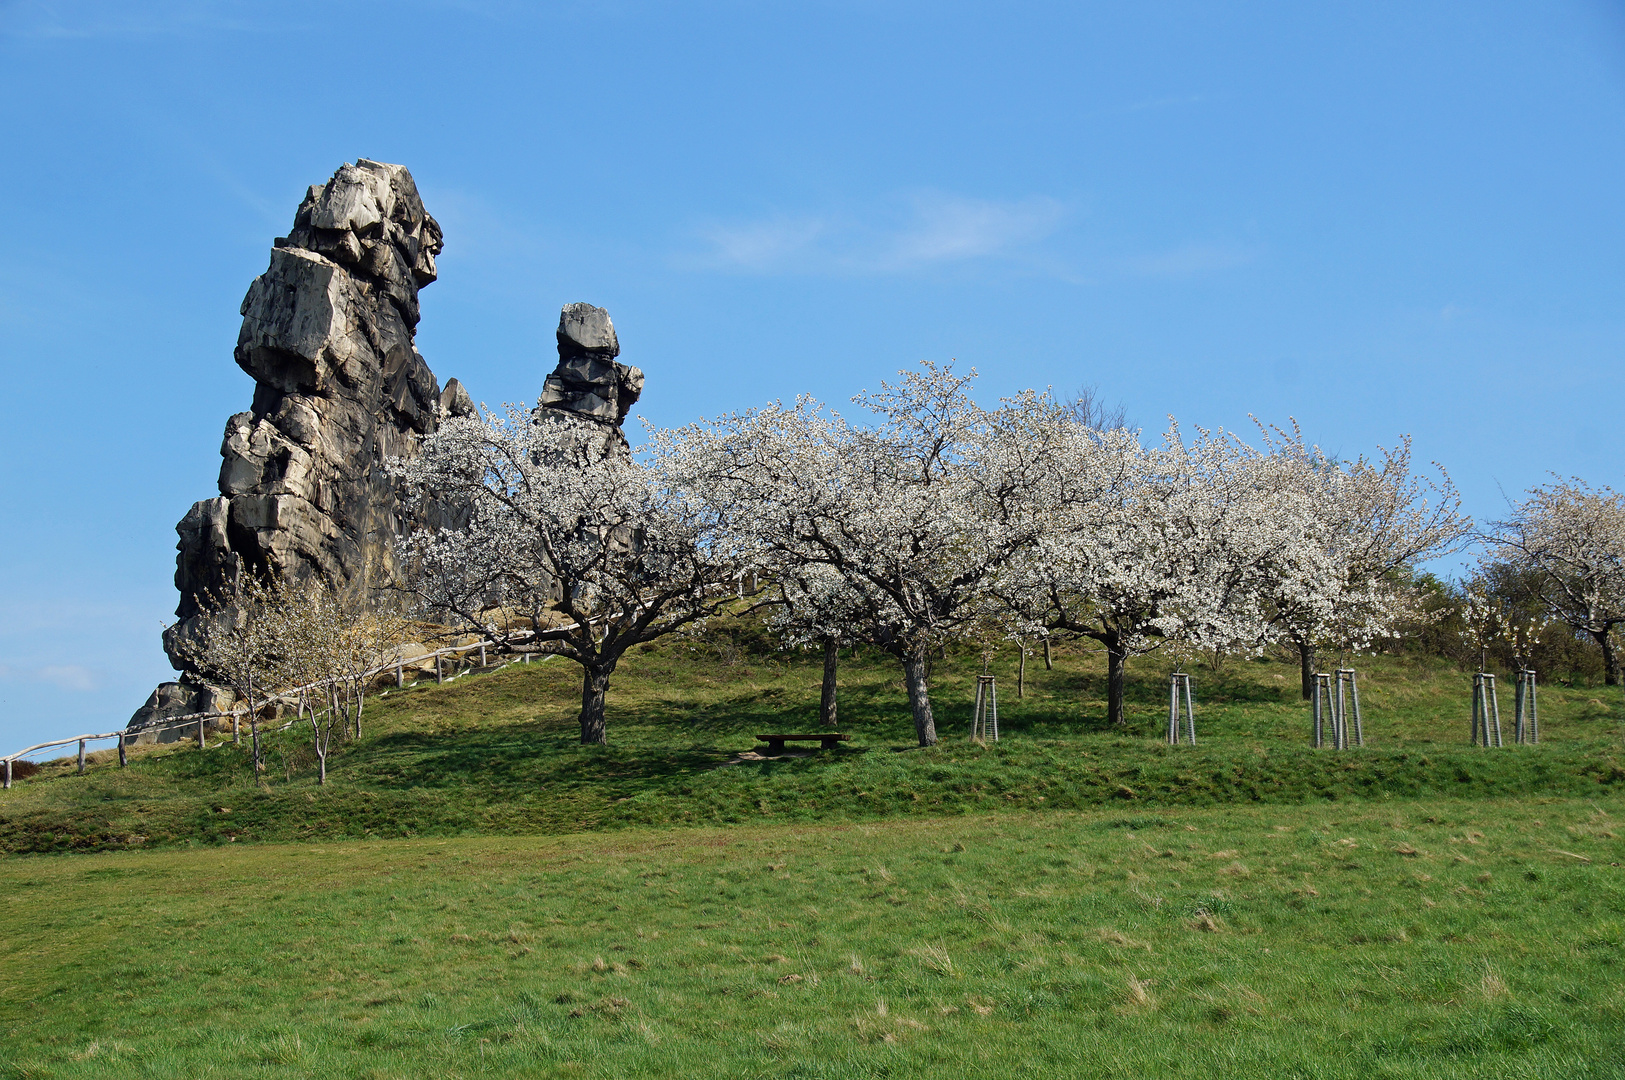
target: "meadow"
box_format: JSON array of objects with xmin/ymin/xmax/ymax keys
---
[
  {"xmin": 1, "ymin": 799, "xmax": 1622, "ymax": 1078},
  {"xmin": 2, "ymin": 639, "xmax": 1623, "ymax": 1077},
  {"xmin": 1, "ymin": 638, "xmax": 1622, "ymax": 853}
]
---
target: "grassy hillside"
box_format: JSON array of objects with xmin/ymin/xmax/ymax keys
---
[
  {"xmin": 2, "ymin": 636, "xmax": 1622, "ymax": 853},
  {"xmin": 1, "ymin": 798, "xmax": 1621, "ymax": 1078}
]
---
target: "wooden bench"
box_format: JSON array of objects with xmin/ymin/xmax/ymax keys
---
[{"xmin": 757, "ymin": 732, "xmax": 849, "ymax": 753}]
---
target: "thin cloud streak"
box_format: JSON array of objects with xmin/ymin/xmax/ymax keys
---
[
  {"xmin": 691, "ymin": 192, "xmax": 1071, "ymax": 276},
  {"xmin": 1124, "ymin": 93, "xmax": 1204, "ymax": 112},
  {"xmin": 1128, "ymin": 243, "xmax": 1256, "ymax": 279},
  {"xmin": 0, "ymin": 662, "xmax": 101, "ymax": 693},
  {"xmin": 0, "ymin": 0, "xmax": 276, "ymax": 40}
]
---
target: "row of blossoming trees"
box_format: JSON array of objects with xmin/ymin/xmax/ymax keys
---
[{"xmin": 391, "ymin": 362, "xmax": 1621, "ymax": 747}]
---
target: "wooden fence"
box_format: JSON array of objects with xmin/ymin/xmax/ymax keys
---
[{"xmin": 0, "ymin": 634, "xmax": 554, "ymax": 790}]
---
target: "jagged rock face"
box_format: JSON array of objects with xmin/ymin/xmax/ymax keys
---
[
  {"xmin": 163, "ymin": 160, "xmax": 451, "ymax": 670},
  {"xmin": 540, "ymin": 303, "xmax": 644, "ymax": 428},
  {"xmin": 124, "ymin": 682, "xmax": 237, "ymax": 745}
]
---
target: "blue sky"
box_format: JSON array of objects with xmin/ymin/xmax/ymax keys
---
[{"xmin": 2, "ymin": 0, "xmax": 1623, "ymax": 751}]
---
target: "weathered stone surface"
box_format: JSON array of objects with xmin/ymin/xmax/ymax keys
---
[
  {"xmin": 539, "ymin": 302, "xmax": 644, "ymax": 430},
  {"xmin": 139, "ymin": 168, "xmax": 651, "ymax": 738},
  {"xmin": 161, "ymin": 160, "xmax": 464, "ymax": 673},
  {"xmin": 124, "ymin": 680, "xmax": 237, "ymax": 745},
  {"xmin": 439, "ymin": 377, "xmax": 475, "ymax": 418}
]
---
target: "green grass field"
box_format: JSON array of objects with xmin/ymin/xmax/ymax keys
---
[
  {"xmin": 2, "ymin": 800, "xmax": 1622, "ymax": 1078},
  {"xmin": 2, "ymin": 640, "xmax": 1624, "ymax": 1076},
  {"xmin": 1, "ymin": 640, "xmax": 1622, "ymax": 852}
]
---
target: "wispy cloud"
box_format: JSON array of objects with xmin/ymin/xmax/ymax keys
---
[
  {"xmin": 885, "ymin": 193, "xmax": 1067, "ymax": 268},
  {"xmin": 1124, "ymin": 93, "xmax": 1204, "ymax": 113},
  {"xmin": 698, "ymin": 216, "xmax": 831, "ymax": 272},
  {"xmin": 0, "ymin": 0, "xmax": 275, "ymax": 41},
  {"xmin": 0, "ymin": 662, "xmax": 101, "ymax": 693},
  {"xmin": 690, "ymin": 192, "xmax": 1071, "ymax": 276},
  {"xmin": 1127, "ymin": 243, "xmax": 1255, "ymax": 279},
  {"xmin": 38, "ymin": 665, "xmax": 99, "ymax": 692}
]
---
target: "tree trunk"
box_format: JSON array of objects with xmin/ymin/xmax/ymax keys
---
[
  {"xmin": 1298, "ymin": 640, "xmax": 1316, "ymax": 701},
  {"xmin": 247, "ymin": 673, "xmax": 262, "ymax": 775},
  {"xmin": 1018, "ymin": 640, "xmax": 1026, "ymax": 698},
  {"xmin": 1107, "ymin": 639, "xmax": 1127, "ymax": 727},
  {"xmin": 901, "ymin": 649, "xmax": 938, "ymax": 747},
  {"xmin": 1595, "ymin": 630, "xmax": 1620, "ymax": 686},
  {"xmin": 317, "ymin": 747, "xmax": 327, "ymax": 785},
  {"xmin": 1043, "ymin": 637, "xmax": 1053, "ymax": 670},
  {"xmin": 820, "ymin": 638, "xmax": 838, "ymax": 728},
  {"xmin": 579, "ymin": 666, "xmax": 611, "ymax": 745}
]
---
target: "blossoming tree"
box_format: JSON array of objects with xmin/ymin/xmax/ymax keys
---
[
  {"xmin": 1255, "ymin": 428, "xmax": 1470, "ymax": 697},
  {"xmin": 395, "ymin": 407, "xmax": 746, "ymax": 744},
  {"xmin": 663, "ymin": 363, "xmax": 1069, "ymax": 747},
  {"xmin": 999, "ymin": 421, "xmax": 1306, "ymax": 726},
  {"xmin": 1483, "ymin": 478, "xmax": 1625, "ymax": 685}
]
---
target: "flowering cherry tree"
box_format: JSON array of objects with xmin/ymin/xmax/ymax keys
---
[
  {"xmin": 395, "ymin": 407, "xmax": 745, "ymax": 744},
  {"xmin": 663, "ymin": 363, "xmax": 1068, "ymax": 747},
  {"xmin": 1483, "ymin": 478, "xmax": 1625, "ymax": 684},
  {"xmin": 999, "ymin": 421, "xmax": 1305, "ymax": 726},
  {"xmin": 1256, "ymin": 428, "xmax": 1470, "ymax": 697},
  {"xmin": 766, "ymin": 562, "xmax": 870, "ymax": 729}
]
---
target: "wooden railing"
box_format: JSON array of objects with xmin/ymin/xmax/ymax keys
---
[{"xmin": 0, "ymin": 633, "xmax": 558, "ymax": 790}]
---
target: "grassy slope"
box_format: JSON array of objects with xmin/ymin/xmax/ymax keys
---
[
  {"xmin": 3, "ymin": 641, "xmax": 1624, "ymax": 853},
  {"xmin": 1, "ymin": 799, "xmax": 1621, "ymax": 1078}
]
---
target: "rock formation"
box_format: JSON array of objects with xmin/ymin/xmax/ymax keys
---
[
  {"xmin": 540, "ymin": 303, "xmax": 643, "ymax": 444},
  {"xmin": 130, "ymin": 163, "xmax": 646, "ymax": 740},
  {"xmin": 136, "ymin": 160, "xmax": 459, "ymax": 736}
]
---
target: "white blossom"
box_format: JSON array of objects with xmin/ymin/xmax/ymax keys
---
[
  {"xmin": 659, "ymin": 362, "xmax": 1069, "ymax": 746},
  {"xmin": 1483, "ymin": 478, "xmax": 1625, "ymax": 684},
  {"xmin": 394, "ymin": 405, "xmax": 745, "ymax": 744}
]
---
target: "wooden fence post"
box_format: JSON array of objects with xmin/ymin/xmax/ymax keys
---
[
  {"xmin": 77, "ymin": 739, "xmax": 86, "ymax": 775},
  {"xmin": 435, "ymin": 653, "xmax": 443, "ymax": 684},
  {"xmin": 396, "ymin": 662, "xmax": 404, "ymax": 688},
  {"xmin": 480, "ymin": 644, "xmax": 487, "ymax": 667},
  {"xmin": 118, "ymin": 737, "xmax": 128, "ymax": 767},
  {"xmin": 3, "ymin": 758, "xmax": 10, "ymax": 790},
  {"xmin": 196, "ymin": 716, "xmax": 206, "ymax": 749}
]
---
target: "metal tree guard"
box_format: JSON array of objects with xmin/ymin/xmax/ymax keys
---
[
  {"xmin": 1312, "ymin": 672, "xmax": 1329, "ymax": 747},
  {"xmin": 1471, "ymin": 672, "xmax": 1504, "ymax": 747},
  {"xmin": 1514, "ymin": 669, "xmax": 1539, "ymax": 745},
  {"xmin": 1336, "ymin": 668, "xmax": 1365, "ymax": 748},
  {"xmin": 1167, "ymin": 672, "xmax": 1196, "ymax": 745},
  {"xmin": 1312, "ymin": 670, "xmax": 1363, "ymax": 749},
  {"xmin": 972, "ymin": 674, "xmax": 999, "ymax": 743},
  {"xmin": 1311, "ymin": 673, "xmax": 1340, "ymax": 747}
]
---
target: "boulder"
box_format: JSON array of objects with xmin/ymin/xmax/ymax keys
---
[
  {"xmin": 439, "ymin": 377, "xmax": 475, "ymax": 418},
  {"xmin": 160, "ymin": 160, "xmax": 466, "ymax": 676},
  {"xmin": 124, "ymin": 680, "xmax": 237, "ymax": 745},
  {"xmin": 539, "ymin": 303, "xmax": 644, "ymax": 429}
]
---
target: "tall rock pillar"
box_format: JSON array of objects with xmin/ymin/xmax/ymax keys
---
[{"xmin": 162, "ymin": 159, "xmax": 460, "ymax": 675}]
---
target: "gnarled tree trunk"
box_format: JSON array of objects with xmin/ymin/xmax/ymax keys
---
[
  {"xmin": 579, "ymin": 664, "xmax": 613, "ymax": 745},
  {"xmin": 1106, "ymin": 636, "xmax": 1127, "ymax": 727},
  {"xmin": 901, "ymin": 648, "xmax": 938, "ymax": 747},
  {"xmin": 1298, "ymin": 640, "xmax": 1316, "ymax": 701},
  {"xmin": 1594, "ymin": 629, "xmax": 1620, "ymax": 686},
  {"xmin": 820, "ymin": 638, "xmax": 838, "ymax": 727}
]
